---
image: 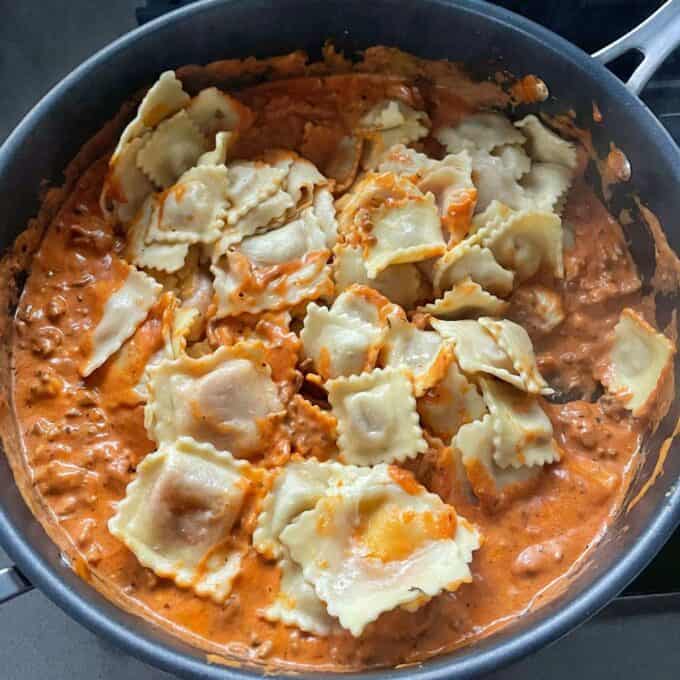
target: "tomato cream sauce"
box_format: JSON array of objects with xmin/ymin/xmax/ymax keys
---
[{"xmin": 8, "ymin": 49, "xmax": 659, "ymax": 671}]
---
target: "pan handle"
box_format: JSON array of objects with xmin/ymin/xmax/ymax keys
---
[
  {"xmin": 0, "ymin": 565, "xmax": 33, "ymax": 605},
  {"xmin": 593, "ymin": 0, "xmax": 680, "ymax": 95}
]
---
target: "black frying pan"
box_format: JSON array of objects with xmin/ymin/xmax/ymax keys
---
[{"xmin": 1, "ymin": 1, "xmax": 680, "ymax": 678}]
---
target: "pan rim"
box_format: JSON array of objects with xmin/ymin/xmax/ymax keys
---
[{"xmin": 1, "ymin": 1, "xmax": 679, "ymax": 678}]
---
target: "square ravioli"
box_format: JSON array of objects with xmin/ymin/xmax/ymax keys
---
[
  {"xmin": 601, "ymin": 307, "xmax": 675, "ymax": 416},
  {"xmin": 454, "ymin": 414, "xmax": 540, "ymax": 508},
  {"xmin": 253, "ymin": 460, "xmax": 346, "ymax": 637},
  {"xmin": 108, "ymin": 437, "xmax": 254, "ymax": 603},
  {"xmin": 81, "ymin": 262, "xmax": 162, "ymax": 377},
  {"xmin": 300, "ymin": 285, "xmax": 390, "ymax": 380},
  {"xmin": 478, "ymin": 377, "xmax": 560, "ymax": 469},
  {"xmin": 337, "ymin": 172, "xmax": 446, "ymax": 278},
  {"xmin": 327, "ymin": 367, "xmax": 427, "ymax": 465},
  {"xmin": 279, "ymin": 464, "xmax": 480, "ymax": 636},
  {"xmin": 145, "ymin": 342, "xmax": 284, "ymax": 458}
]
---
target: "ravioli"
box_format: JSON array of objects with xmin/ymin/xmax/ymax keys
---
[
  {"xmin": 379, "ymin": 145, "xmax": 477, "ymax": 242},
  {"xmin": 125, "ymin": 197, "xmax": 191, "ymax": 272},
  {"xmin": 436, "ymin": 111, "xmax": 575, "ymax": 215},
  {"xmin": 433, "ymin": 243, "xmax": 514, "ymax": 298},
  {"xmin": 300, "ymin": 288, "xmax": 387, "ymax": 380},
  {"xmin": 514, "ymin": 114, "xmax": 578, "ymax": 169},
  {"xmin": 337, "ymin": 172, "xmax": 446, "ymax": 278},
  {"xmin": 418, "ymin": 358, "xmax": 486, "ymax": 442},
  {"xmin": 254, "ymin": 459, "xmax": 344, "ymax": 634},
  {"xmin": 381, "ymin": 311, "xmax": 450, "ymax": 395},
  {"xmin": 454, "ymin": 415, "xmax": 540, "ymax": 506},
  {"xmin": 146, "ymin": 164, "xmax": 230, "ymax": 244},
  {"xmin": 223, "ymin": 159, "xmax": 291, "ymax": 228},
  {"xmin": 253, "ymin": 458, "xmax": 343, "ymax": 560},
  {"xmin": 18, "ymin": 46, "xmax": 675, "ymax": 669},
  {"xmin": 481, "ymin": 208, "xmax": 564, "ymax": 281},
  {"xmin": 358, "ymin": 99, "xmax": 430, "ymax": 168},
  {"xmin": 113, "ymin": 70, "xmax": 190, "ymax": 162},
  {"xmin": 327, "ymin": 367, "xmax": 427, "ymax": 465},
  {"xmin": 186, "ymin": 87, "xmax": 253, "ymax": 137},
  {"xmin": 300, "ymin": 285, "xmax": 395, "ymax": 379},
  {"xmin": 478, "ymin": 377, "xmax": 560, "ymax": 469},
  {"xmin": 108, "ymin": 437, "xmax": 254, "ymax": 603},
  {"xmin": 332, "ymin": 243, "xmax": 429, "ymax": 309},
  {"xmin": 421, "ymin": 278, "xmax": 508, "ymax": 319},
  {"xmin": 101, "ymin": 135, "xmax": 155, "ymax": 223},
  {"xmin": 81, "ymin": 264, "xmax": 162, "ymax": 376},
  {"xmin": 601, "ymin": 308, "xmax": 675, "ymax": 416},
  {"xmin": 279, "ymin": 464, "xmax": 480, "ymax": 636},
  {"xmin": 435, "ymin": 112, "xmax": 525, "ymax": 154},
  {"xmin": 431, "ymin": 318, "xmax": 550, "ymax": 395},
  {"xmin": 136, "ymin": 111, "xmax": 208, "ymax": 189},
  {"xmin": 478, "ymin": 317, "xmax": 552, "ymax": 395},
  {"xmin": 264, "ymin": 558, "xmax": 336, "ymax": 636},
  {"xmin": 212, "ymin": 208, "xmax": 333, "ymax": 317},
  {"xmin": 145, "ymin": 342, "xmax": 284, "ymax": 458}
]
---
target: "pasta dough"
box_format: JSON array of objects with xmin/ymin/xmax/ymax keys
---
[
  {"xmin": 108, "ymin": 437, "xmax": 253, "ymax": 603},
  {"xmin": 478, "ymin": 377, "xmax": 560, "ymax": 469},
  {"xmin": 146, "ymin": 165, "xmax": 230, "ymax": 244},
  {"xmin": 81, "ymin": 264, "xmax": 162, "ymax": 376},
  {"xmin": 421, "ymin": 278, "xmax": 508, "ymax": 319},
  {"xmin": 337, "ymin": 173, "xmax": 446, "ymax": 278},
  {"xmin": 145, "ymin": 342, "xmax": 284, "ymax": 457},
  {"xmin": 300, "ymin": 289, "xmax": 386, "ymax": 380},
  {"xmin": 454, "ymin": 415, "xmax": 540, "ymax": 506},
  {"xmin": 418, "ymin": 358, "xmax": 486, "ymax": 442},
  {"xmin": 113, "ymin": 70, "xmax": 190, "ymax": 162},
  {"xmin": 332, "ymin": 243, "xmax": 429, "ymax": 309},
  {"xmin": 601, "ymin": 308, "xmax": 675, "ymax": 416},
  {"xmin": 136, "ymin": 111, "xmax": 209, "ymax": 189},
  {"xmin": 279, "ymin": 464, "xmax": 480, "ymax": 636},
  {"xmin": 431, "ymin": 318, "xmax": 550, "ymax": 395},
  {"xmin": 381, "ymin": 311, "xmax": 450, "ymax": 395},
  {"xmin": 358, "ymin": 100, "xmax": 430, "ymax": 168},
  {"xmin": 327, "ymin": 367, "xmax": 427, "ymax": 465},
  {"xmin": 433, "ymin": 243, "xmax": 514, "ymax": 298}
]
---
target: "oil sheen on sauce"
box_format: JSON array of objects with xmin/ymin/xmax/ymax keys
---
[{"xmin": 10, "ymin": 61, "xmax": 647, "ymax": 671}]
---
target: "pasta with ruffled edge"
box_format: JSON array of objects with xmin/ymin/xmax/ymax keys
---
[
  {"xmin": 81, "ymin": 263, "xmax": 162, "ymax": 377},
  {"xmin": 211, "ymin": 207, "xmax": 334, "ymax": 318},
  {"xmin": 433, "ymin": 243, "xmax": 514, "ymax": 298},
  {"xmin": 599, "ymin": 307, "xmax": 675, "ymax": 416},
  {"xmin": 327, "ymin": 367, "xmax": 427, "ymax": 465},
  {"xmin": 332, "ymin": 243, "xmax": 430, "ymax": 309},
  {"xmin": 108, "ymin": 436, "xmax": 259, "ymax": 603},
  {"xmin": 420, "ymin": 278, "xmax": 508, "ymax": 319},
  {"xmin": 454, "ymin": 414, "xmax": 541, "ymax": 508},
  {"xmin": 478, "ymin": 377, "xmax": 561, "ymax": 469},
  {"xmin": 417, "ymin": 356, "xmax": 486, "ymax": 443},
  {"xmin": 145, "ymin": 342, "xmax": 285, "ymax": 458},
  {"xmin": 380, "ymin": 310, "xmax": 450, "ymax": 396},
  {"xmin": 253, "ymin": 459, "xmax": 347, "ymax": 634},
  {"xmin": 378, "ymin": 145, "xmax": 478, "ymax": 243},
  {"xmin": 357, "ymin": 99, "xmax": 430, "ymax": 169},
  {"xmin": 431, "ymin": 318, "xmax": 551, "ymax": 395},
  {"xmin": 279, "ymin": 464, "xmax": 480, "ymax": 637},
  {"xmin": 337, "ymin": 172, "xmax": 446, "ymax": 278}
]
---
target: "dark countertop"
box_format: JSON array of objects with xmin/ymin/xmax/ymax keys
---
[{"xmin": 1, "ymin": 2, "xmax": 679, "ymax": 678}]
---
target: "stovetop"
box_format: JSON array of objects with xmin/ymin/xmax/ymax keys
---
[{"xmin": 1, "ymin": 1, "xmax": 679, "ymax": 678}]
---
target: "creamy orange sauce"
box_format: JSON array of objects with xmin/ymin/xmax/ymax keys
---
[{"xmin": 8, "ymin": 49, "xmax": 667, "ymax": 672}]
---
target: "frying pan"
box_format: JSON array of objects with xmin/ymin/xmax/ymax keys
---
[{"xmin": 1, "ymin": 0, "xmax": 680, "ymax": 677}]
